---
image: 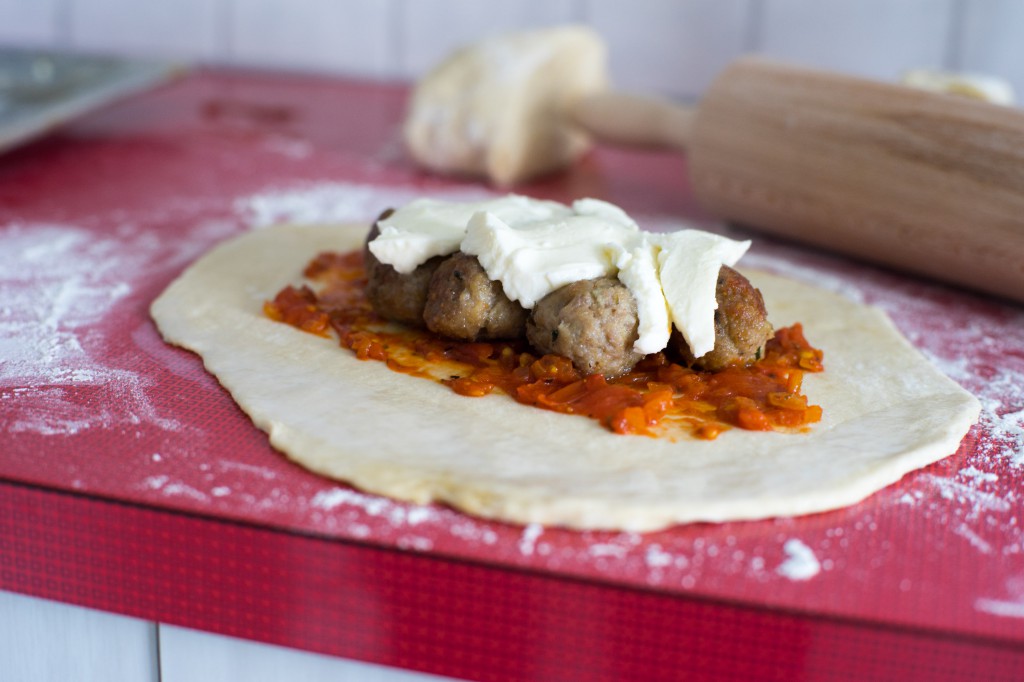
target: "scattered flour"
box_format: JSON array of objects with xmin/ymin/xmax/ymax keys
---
[
  {"xmin": 235, "ymin": 181, "xmax": 492, "ymax": 229},
  {"xmin": 217, "ymin": 460, "xmax": 279, "ymax": 481},
  {"xmin": 312, "ymin": 486, "xmax": 408, "ymax": 521},
  {"xmin": 975, "ymin": 598, "xmax": 1024, "ymax": 619},
  {"xmin": 925, "ymin": 474, "xmax": 1013, "ymax": 516},
  {"xmin": 644, "ymin": 544, "xmax": 673, "ymax": 569},
  {"xmin": 518, "ymin": 523, "xmax": 543, "ymax": 556},
  {"xmin": 162, "ymin": 481, "xmax": 211, "ymax": 502},
  {"xmin": 777, "ymin": 538, "xmax": 821, "ymax": 581},
  {"xmin": 142, "ymin": 475, "xmax": 169, "ymax": 490},
  {"xmin": 976, "ymin": 575, "xmax": 1024, "ymax": 620},
  {"xmin": 954, "ymin": 523, "xmax": 993, "ymax": 555},
  {"xmin": 449, "ymin": 521, "xmax": 498, "ymax": 545},
  {"xmin": 1, "ymin": 218, "xmax": 235, "ymax": 437},
  {"xmin": 397, "ymin": 536, "xmax": 434, "ymax": 551},
  {"xmin": 588, "ymin": 543, "xmax": 629, "ymax": 559},
  {"xmin": 308, "ymin": 486, "xmax": 453, "ymax": 548},
  {"xmin": 960, "ymin": 466, "xmax": 999, "ymax": 483}
]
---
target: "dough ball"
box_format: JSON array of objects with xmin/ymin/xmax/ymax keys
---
[{"xmin": 403, "ymin": 26, "xmax": 608, "ymax": 186}]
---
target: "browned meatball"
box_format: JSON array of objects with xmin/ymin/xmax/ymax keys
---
[
  {"xmin": 423, "ymin": 253, "xmax": 527, "ymax": 341},
  {"xmin": 672, "ymin": 265, "xmax": 773, "ymax": 371},
  {"xmin": 527, "ymin": 277, "xmax": 643, "ymax": 377},
  {"xmin": 363, "ymin": 210, "xmax": 441, "ymax": 327}
]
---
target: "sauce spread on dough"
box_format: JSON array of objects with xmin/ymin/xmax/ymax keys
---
[{"xmin": 265, "ymin": 250, "xmax": 824, "ymax": 440}]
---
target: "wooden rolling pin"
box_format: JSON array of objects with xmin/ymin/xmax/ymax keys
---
[
  {"xmin": 575, "ymin": 58, "xmax": 1024, "ymax": 304},
  {"xmin": 406, "ymin": 26, "xmax": 1024, "ymax": 303}
]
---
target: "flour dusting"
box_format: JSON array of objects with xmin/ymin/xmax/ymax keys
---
[
  {"xmin": 975, "ymin": 598, "xmax": 1024, "ymax": 619},
  {"xmin": 976, "ymin": 575, "xmax": 1024, "ymax": 619},
  {"xmin": 307, "ymin": 485, "xmax": 508, "ymax": 550},
  {"xmin": 777, "ymin": 538, "xmax": 821, "ymax": 581},
  {"xmin": 0, "ymin": 222, "xmax": 204, "ymax": 436},
  {"xmin": 519, "ymin": 523, "xmax": 543, "ymax": 556},
  {"xmin": 235, "ymin": 181, "xmax": 493, "ymax": 229},
  {"xmin": 645, "ymin": 544, "xmax": 674, "ymax": 569},
  {"xmin": 141, "ymin": 475, "xmax": 210, "ymax": 502}
]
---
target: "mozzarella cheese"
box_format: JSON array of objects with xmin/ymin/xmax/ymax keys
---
[
  {"xmin": 614, "ymin": 236, "xmax": 671, "ymax": 355},
  {"xmin": 462, "ymin": 199, "xmax": 638, "ymax": 308},
  {"xmin": 655, "ymin": 230, "xmax": 750, "ymax": 358},
  {"xmin": 369, "ymin": 195, "xmax": 570, "ymax": 274},
  {"xmin": 367, "ymin": 195, "xmax": 750, "ymax": 358}
]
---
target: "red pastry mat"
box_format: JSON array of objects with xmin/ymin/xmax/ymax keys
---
[
  {"xmin": 3, "ymin": 482, "xmax": 1021, "ymax": 682},
  {"xmin": 2, "ymin": 69, "xmax": 1022, "ymax": 678}
]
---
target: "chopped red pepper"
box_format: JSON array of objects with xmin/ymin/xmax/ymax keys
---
[{"xmin": 266, "ymin": 250, "xmax": 825, "ymax": 440}]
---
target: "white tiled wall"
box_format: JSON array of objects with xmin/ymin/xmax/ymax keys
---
[
  {"xmin": 397, "ymin": 0, "xmax": 579, "ymax": 75},
  {"xmin": 589, "ymin": 0, "xmax": 754, "ymax": 96},
  {"xmin": 67, "ymin": 0, "xmax": 223, "ymax": 58},
  {"xmin": 958, "ymin": 0, "xmax": 1024, "ymax": 93},
  {"xmin": 0, "ymin": 0, "xmax": 63, "ymax": 44},
  {"xmin": 0, "ymin": 0, "xmax": 1020, "ymax": 100},
  {"xmin": 755, "ymin": 0, "xmax": 956, "ymax": 79},
  {"xmin": 228, "ymin": 0, "xmax": 396, "ymax": 77}
]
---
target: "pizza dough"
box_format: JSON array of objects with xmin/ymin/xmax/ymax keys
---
[
  {"xmin": 151, "ymin": 223, "xmax": 981, "ymax": 531},
  {"xmin": 404, "ymin": 26, "xmax": 607, "ymax": 186}
]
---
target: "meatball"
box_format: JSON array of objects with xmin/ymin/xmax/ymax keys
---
[
  {"xmin": 423, "ymin": 253, "xmax": 527, "ymax": 341},
  {"xmin": 364, "ymin": 210, "xmax": 441, "ymax": 327},
  {"xmin": 527, "ymin": 277, "xmax": 643, "ymax": 378},
  {"xmin": 361, "ymin": 208, "xmax": 392, "ymax": 263},
  {"xmin": 672, "ymin": 265, "xmax": 773, "ymax": 371}
]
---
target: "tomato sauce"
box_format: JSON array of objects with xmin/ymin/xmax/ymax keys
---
[{"xmin": 264, "ymin": 250, "xmax": 824, "ymax": 440}]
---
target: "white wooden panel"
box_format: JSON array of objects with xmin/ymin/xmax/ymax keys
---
[
  {"xmin": 0, "ymin": 590, "xmax": 158, "ymax": 682},
  {"xmin": 67, "ymin": 0, "xmax": 222, "ymax": 59},
  {"xmin": 229, "ymin": 0, "xmax": 396, "ymax": 78},
  {"xmin": 0, "ymin": 0, "xmax": 61, "ymax": 46},
  {"xmin": 160, "ymin": 624, "xmax": 459, "ymax": 682},
  {"xmin": 398, "ymin": 0, "xmax": 579, "ymax": 79},
  {"xmin": 957, "ymin": 0, "xmax": 1024, "ymax": 101},
  {"xmin": 587, "ymin": 0, "xmax": 754, "ymax": 99},
  {"xmin": 758, "ymin": 0, "xmax": 955, "ymax": 80}
]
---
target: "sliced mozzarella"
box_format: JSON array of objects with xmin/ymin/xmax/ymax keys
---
[
  {"xmin": 369, "ymin": 195, "xmax": 569, "ymax": 273},
  {"xmin": 462, "ymin": 209, "xmax": 637, "ymax": 308},
  {"xmin": 656, "ymin": 231, "xmax": 751, "ymax": 358},
  {"xmin": 369, "ymin": 194, "xmax": 753, "ymax": 359},
  {"xmin": 615, "ymin": 236, "xmax": 671, "ymax": 355}
]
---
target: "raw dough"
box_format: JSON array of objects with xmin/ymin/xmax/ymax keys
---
[
  {"xmin": 404, "ymin": 26, "xmax": 607, "ymax": 186},
  {"xmin": 151, "ymin": 224, "xmax": 981, "ymax": 531}
]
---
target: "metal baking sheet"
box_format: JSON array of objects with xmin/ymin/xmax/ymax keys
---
[{"xmin": 0, "ymin": 48, "xmax": 180, "ymax": 153}]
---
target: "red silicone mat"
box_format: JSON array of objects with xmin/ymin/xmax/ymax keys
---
[{"xmin": 1, "ymin": 69, "xmax": 1022, "ymax": 681}]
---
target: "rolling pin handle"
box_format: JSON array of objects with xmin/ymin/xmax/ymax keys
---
[{"xmin": 570, "ymin": 91, "xmax": 695, "ymax": 152}]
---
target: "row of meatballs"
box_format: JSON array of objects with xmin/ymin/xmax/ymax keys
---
[{"xmin": 363, "ymin": 211, "xmax": 774, "ymax": 377}]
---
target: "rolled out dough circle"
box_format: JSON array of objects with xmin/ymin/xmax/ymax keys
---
[{"xmin": 151, "ymin": 224, "xmax": 981, "ymax": 531}]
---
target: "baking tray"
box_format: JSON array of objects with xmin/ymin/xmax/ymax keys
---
[{"xmin": 0, "ymin": 48, "xmax": 179, "ymax": 153}]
